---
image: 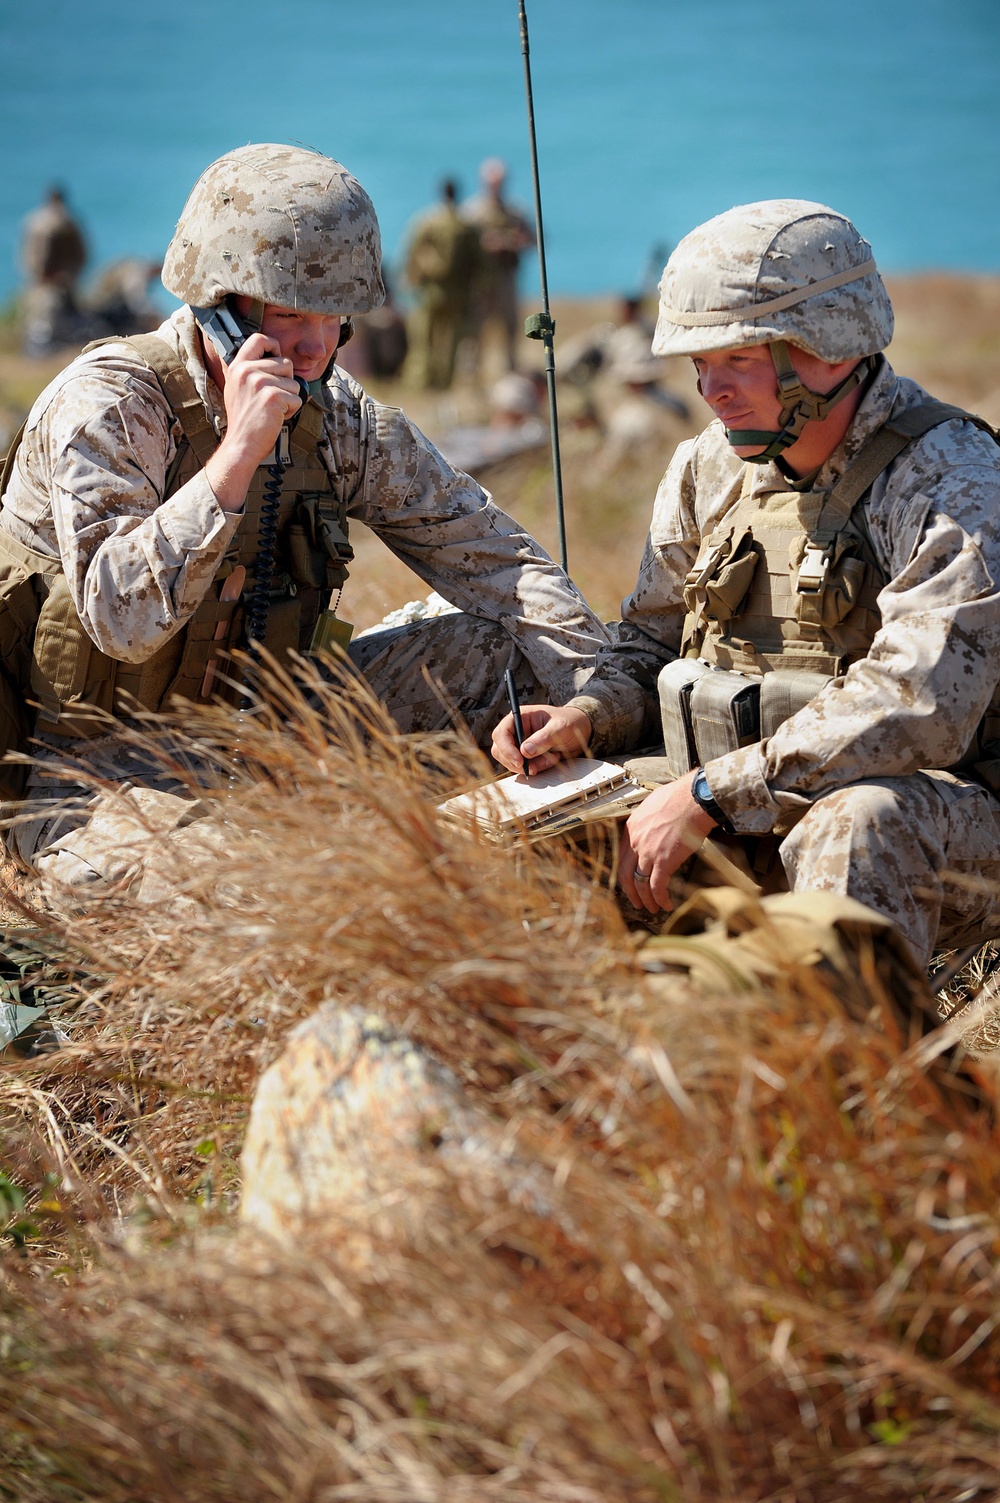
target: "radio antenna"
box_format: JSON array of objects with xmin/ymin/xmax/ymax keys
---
[{"xmin": 518, "ymin": 0, "xmax": 568, "ymax": 573}]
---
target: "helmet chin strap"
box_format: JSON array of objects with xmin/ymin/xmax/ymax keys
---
[{"xmin": 723, "ymin": 341, "xmax": 874, "ymax": 463}]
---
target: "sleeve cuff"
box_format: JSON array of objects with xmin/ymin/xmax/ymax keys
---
[
  {"xmin": 159, "ymin": 471, "xmax": 243, "ymax": 557},
  {"xmin": 702, "ymin": 744, "xmax": 798, "ymax": 836},
  {"xmin": 567, "ymin": 689, "xmax": 647, "ymax": 759}
]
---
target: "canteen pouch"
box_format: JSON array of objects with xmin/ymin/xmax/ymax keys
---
[
  {"xmin": 657, "ymin": 658, "xmax": 714, "ymax": 776},
  {"xmin": 688, "ymin": 670, "xmax": 760, "ymax": 764},
  {"xmin": 759, "ymin": 669, "xmax": 833, "ymax": 739}
]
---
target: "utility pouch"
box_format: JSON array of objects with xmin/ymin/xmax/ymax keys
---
[
  {"xmin": 657, "ymin": 658, "xmax": 714, "ymax": 776},
  {"xmin": 688, "ymin": 670, "xmax": 760, "ymax": 764},
  {"xmin": 289, "ymin": 494, "xmax": 354, "ymax": 593},
  {"xmin": 792, "ymin": 534, "xmax": 869, "ymax": 631},
  {"xmin": 263, "ymin": 589, "xmax": 303, "ymax": 663},
  {"xmin": 759, "ymin": 669, "xmax": 832, "ymax": 738},
  {"xmin": 683, "ymin": 531, "xmax": 759, "ymax": 625},
  {"xmin": 30, "ymin": 576, "xmax": 114, "ymax": 736},
  {"xmin": 288, "ymin": 499, "xmax": 328, "ymax": 591}
]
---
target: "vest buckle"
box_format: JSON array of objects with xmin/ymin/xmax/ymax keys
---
[{"xmin": 796, "ymin": 543, "xmax": 830, "ymax": 594}]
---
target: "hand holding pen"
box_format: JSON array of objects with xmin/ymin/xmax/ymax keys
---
[
  {"xmin": 493, "ymin": 682, "xmax": 595, "ymax": 778},
  {"xmin": 504, "ymin": 667, "xmax": 528, "ymax": 775}
]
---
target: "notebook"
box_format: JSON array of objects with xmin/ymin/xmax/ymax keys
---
[{"xmin": 438, "ymin": 756, "xmax": 647, "ymax": 841}]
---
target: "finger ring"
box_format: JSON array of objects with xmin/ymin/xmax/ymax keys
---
[{"xmin": 634, "ymin": 868, "xmax": 650, "ymax": 882}]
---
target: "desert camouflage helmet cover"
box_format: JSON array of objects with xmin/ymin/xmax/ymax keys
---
[
  {"xmin": 652, "ymin": 199, "xmax": 893, "ymax": 362},
  {"xmin": 161, "ymin": 144, "xmax": 385, "ymax": 315}
]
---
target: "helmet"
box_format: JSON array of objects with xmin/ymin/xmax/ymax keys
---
[
  {"xmin": 161, "ymin": 144, "xmax": 385, "ymax": 316},
  {"xmin": 652, "ymin": 199, "xmax": 892, "ymax": 361},
  {"xmin": 651, "ymin": 200, "xmax": 893, "ymax": 461}
]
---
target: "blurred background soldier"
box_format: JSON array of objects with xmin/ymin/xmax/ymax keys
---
[
  {"xmin": 462, "ymin": 158, "xmax": 535, "ymax": 375},
  {"xmin": 402, "ymin": 178, "xmax": 480, "ymax": 389},
  {"xmin": 82, "ymin": 257, "xmax": 164, "ymax": 336},
  {"xmin": 19, "ymin": 185, "xmax": 89, "ymax": 356}
]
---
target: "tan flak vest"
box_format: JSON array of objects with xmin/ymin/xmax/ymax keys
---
[
  {"xmin": 658, "ymin": 399, "xmax": 1000, "ymax": 791},
  {"xmin": 0, "ymin": 334, "xmax": 354, "ymax": 799}
]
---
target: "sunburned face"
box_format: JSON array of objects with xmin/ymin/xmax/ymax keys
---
[
  {"xmin": 691, "ymin": 345, "xmax": 784, "ymax": 453},
  {"xmin": 691, "ymin": 343, "xmax": 859, "ymax": 463},
  {"xmin": 232, "ymin": 297, "xmax": 345, "ymax": 382}
]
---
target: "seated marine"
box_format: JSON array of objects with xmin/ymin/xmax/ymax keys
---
[
  {"xmin": 493, "ymin": 199, "xmax": 1000, "ymax": 970},
  {"xmin": 0, "ymin": 144, "xmax": 609, "ymax": 899}
]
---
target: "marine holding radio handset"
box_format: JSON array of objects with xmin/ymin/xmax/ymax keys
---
[{"xmin": 193, "ymin": 298, "xmax": 347, "ymax": 511}]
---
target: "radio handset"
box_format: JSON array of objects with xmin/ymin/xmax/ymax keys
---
[
  {"xmin": 192, "ymin": 302, "xmax": 255, "ymax": 365},
  {"xmin": 192, "ymin": 303, "xmax": 309, "ymax": 452},
  {"xmin": 192, "ymin": 303, "xmax": 308, "ymax": 667}
]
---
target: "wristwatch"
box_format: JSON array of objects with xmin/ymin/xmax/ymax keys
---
[{"xmin": 691, "ymin": 766, "xmax": 733, "ymax": 833}]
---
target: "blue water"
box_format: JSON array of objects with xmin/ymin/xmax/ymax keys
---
[{"xmin": 3, "ymin": 0, "xmax": 1000, "ymax": 311}]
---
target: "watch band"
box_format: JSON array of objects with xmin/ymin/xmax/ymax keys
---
[{"xmin": 691, "ymin": 767, "xmax": 733, "ymax": 833}]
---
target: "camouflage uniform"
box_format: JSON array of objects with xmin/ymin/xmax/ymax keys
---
[
  {"xmin": 568, "ymin": 202, "xmax": 1000, "ymax": 965},
  {"xmin": 19, "ymin": 189, "xmax": 90, "ymax": 357},
  {"xmin": 0, "ymin": 147, "xmax": 608, "ymax": 899},
  {"xmin": 403, "ymin": 194, "xmax": 480, "ymax": 389},
  {"xmin": 462, "ymin": 169, "xmax": 534, "ymax": 374}
]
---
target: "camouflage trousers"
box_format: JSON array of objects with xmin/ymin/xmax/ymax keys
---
[
  {"xmin": 8, "ymin": 613, "xmax": 544, "ymax": 901},
  {"xmin": 779, "ymin": 769, "xmax": 1000, "ymax": 968}
]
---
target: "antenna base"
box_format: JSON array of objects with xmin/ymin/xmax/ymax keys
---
[{"xmin": 524, "ymin": 311, "xmax": 555, "ymax": 340}]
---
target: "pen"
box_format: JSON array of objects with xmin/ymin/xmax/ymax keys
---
[{"xmin": 504, "ymin": 667, "xmax": 528, "ymax": 776}]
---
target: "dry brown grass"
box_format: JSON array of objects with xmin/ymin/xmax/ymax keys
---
[
  {"xmin": 3, "ymin": 282, "xmax": 1000, "ymax": 1497},
  {"xmin": 1, "ymin": 664, "xmax": 999, "ymax": 1502}
]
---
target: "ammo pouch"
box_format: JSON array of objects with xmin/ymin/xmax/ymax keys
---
[
  {"xmin": 658, "ymin": 658, "xmax": 833, "ymax": 777},
  {"xmin": 682, "ymin": 530, "xmax": 759, "ymax": 627},
  {"xmin": 658, "ymin": 660, "xmax": 759, "ymax": 777}
]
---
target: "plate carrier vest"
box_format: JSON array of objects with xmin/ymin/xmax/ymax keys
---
[
  {"xmin": 657, "ymin": 397, "xmax": 1000, "ymax": 795},
  {"xmin": 0, "ymin": 333, "xmax": 355, "ymax": 800}
]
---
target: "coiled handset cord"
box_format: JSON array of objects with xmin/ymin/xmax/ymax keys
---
[
  {"xmin": 240, "ymin": 379, "xmax": 309, "ymax": 704},
  {"xmin": 229, "ymin": 381, "xmax": 309, "ymax": 798}
]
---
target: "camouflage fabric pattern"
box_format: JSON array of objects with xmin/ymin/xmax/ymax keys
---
[
  {"xmin": 161, "ymin": 144, "xmax": 385, "ymax": 315},
  {"xmin": 569, "ymin": 355, "xmax": 1000, "ymax": 957},
  {"xmin": 652, "ymin": 200, "xmax": 894, "ymax": 362},
  {"xmin": 347, "ymin": 611, "xmax": 545, "ymax": 744},
  {"xmin": 780, "ymin": 770, "xmax": 1000, "ymax": 968},
  {"xmin": 2, "ymin": 305, "xmax": 608, "ymax": 894}
]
